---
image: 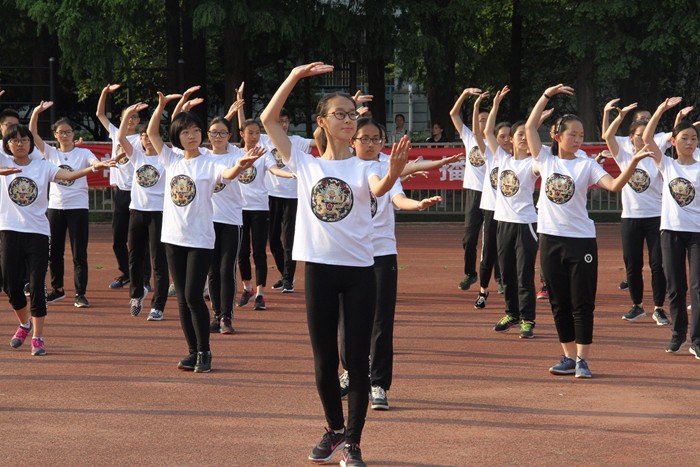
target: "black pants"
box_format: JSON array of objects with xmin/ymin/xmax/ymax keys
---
[
  {"xmin": 128, "ymin": 210, "xmax": 168, "ymax": 311},
  {"xmin": 660, "ymin": 230, "xmax": 700, "ymax": 345},
  {"xmin": 462, "ymin": 189, "xmax": 483, "ymax": 276},
  {"xmin": 47, "ymin": 208, "xmax": 89, "ymax": 294},
  {"xmin": 209, "ymin": 222, "xmax": 242, "ymax": 318},
  {"xmin": 113, "ymin": 187, "xmax": 152, "ymax": 283},
  {"xmin": 497, "ymin": 222, "xmax": 538, "ymax": 321},
  {"xmin": 305, "ymin": 262, "xmax": 375, "ymax": 445},
  {"xmin": 268, "ymin": 196, "xmax": 297, "ymax": 283},
  {"xmin": 0, "ymin": 231, "xmax": 49, "ymax": 317},
  {"xmin": 540, "ymin": 234, "xmax": 597, "ymax": 345},
  {"xmin": 166, "ymin": 243, "xmax": 212, "ymax": 353},
  {"xmin": 239, "ymin": 210, "xmax": 269, "ymax": 287},
  {"xmin": 621, "ymin": 217, "xmax": 666, "ymax": 307},
  {"xmin": 369, "ymin": 254, "xmax": 398, "ymax": 390},
  {"xmin": 479, "ymin": 209, "xmax": 501, "ymax": 288}
]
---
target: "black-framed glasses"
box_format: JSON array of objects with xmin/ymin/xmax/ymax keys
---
[
  {"xmin": 55, "ymin": 129, "xmax": 74, "ymax": 136},
  {"xmin": 325, "ymin": 110, "xmax": 360, "ymax": 121},
  {"xmin": 353, "ymin": 136, "xmax": 383, "ymax": 145},
  {"xmin": 208, "ymin": 131, "xmax": 230, "ymax": 138},
  {"xmin": 9, "ymin": 137, "xmax": 30, "ymax": 145}
]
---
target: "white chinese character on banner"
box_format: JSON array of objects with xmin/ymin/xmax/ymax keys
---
[{"xmin": 439, "ymin": 160, "xmax": 465, "ymax": 181}]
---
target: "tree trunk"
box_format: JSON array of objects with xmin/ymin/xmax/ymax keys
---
[
  {"xmin": 576, "ymin": 59, "xmax": 597, "ymax": 142},
  {"xmin": 165, "ymin": 0, "xmax": 181, "ymax": 95},
  {"xmin": 508, "ymin": 0, "xmax": 524, "ymax": 122},
  {"xmin": 181, "ymin": 0, "xmax": 207, "ymax": 123}
]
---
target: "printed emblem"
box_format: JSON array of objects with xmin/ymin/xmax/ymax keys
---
[
  {"xmin": 311, "ymin": 177, "xmax": 353, "ymax": 222},
  {"xmin": 238, "ymin": 165, "xmax": 257, "ymax": 184},
  {"xmin": 489, "ymin": 166, "xmax": 499, "ymax": 190},
  {"xmin": 214, "ymin": 182, "xmax": 226, "ymax": 193},
  {"xmin": 136, "ymin": 164, "xmax": 160, "ymax": 188},
  {"xmin": 584, "ymin": 253, "xmax": 593, "ymax": 264},
  {"xmin": 545, "ymin": 173, "xmax": 575, "ymax": 205},
  {"xmin": 170, "ymin": 174, "xmax": 196, "ymax": 206},
  {"xmin": 8, "ymin": 176, "xmax": 38, "ymax": 206},
  {"xmin": 468, "ymin": 146, "xmax": 485, "ymax": 168},
  {"xmin": 115, "ymin": 145, "xmax": 130, "ymax": 165},
  {"xmin": 627, "ymin": 168, "xmax": 650, "ymax": 193},
  {"xmin": 668, "ymin": 177, "xmax": 695, "ymax": 207},
  {"xmin": 56, "ymin": 165, "xmax": 75, "ymax": 186},
  {"xmin": 370, "ymin": 190, "xmax": 377, "ymax": 218},
  {"xmin": 271, "ymin": 148, "xmax": 285, "ymax": 169},
  {"xmin": 499, "ymin": 169, "xmax": 520, "ymax": 197}
]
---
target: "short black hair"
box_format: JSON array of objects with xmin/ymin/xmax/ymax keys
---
[
  {"xmin": 169, "ymin": 111, "xmax": 205, "ymax": 150},
  {"xmin": 280, "ymin": 108, "xmax": 291, "ymax": 119},
  {"xmin": 0, "ymin": 108, "xmax": 20, "ymax": 124},
  {"xmin": 2, "ymin": 124, "xmax": 35, "ymax": 155}
]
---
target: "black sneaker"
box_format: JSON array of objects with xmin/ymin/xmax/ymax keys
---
[
  {"xmin": 619, "ymin": 280, "xmax": 629, "ymax": 290},
  {"xmin": 271, "ymin": 279, "xmax": 284, "ymax": 290},
  {"xmin": 194, "ymin": 351, "xmax": 212, "ymax": 373},
  {"xmin": 46, "ymin": 289, "xmax": 66, "ymax": 303},
  {"xmin": 308, "ymin": 427, "xmax": 346, "ymax": 463},
  {"xmin": 74, "ymin": 294, "xmax": 89, "ymax": 308},
  {"xmin": 282, "ymin": 279, "xmax": 294, "ymax": 293},
  {"xmin": 474, "ymin": 291, "xmax": 489, "ymax": 309},
  {"xmin": 666, "ymin": 337, "xmax": 687, "ymax": 353},
  {"xmin": 220, "ymin": 316, "xmax": 235, "ymax": 334},
  {"xmin": 690, "ymin": 343, "xmax": 700, "ymax": 360},
  {"xmin": 622, "ymin": 305, "xmax": 646, "ymax": 321},
  {"xmin": 340, "ymin": 443, "xmax": 366, "ymax": 467},
  {"xmin": 494, "ymin": 314, "xmax": 518, "ymax": 332},
  {"xmin": 652, "ymin": 309, "xmax": 671, "ymax": 326},
  {"xmin": 177, "ymin": 353, "xmax": 197, "ymax": 371},
  {"xmin": 238, "ymin": 289, "xmax": 253, "ymax": 307},
  {"xmin": 210, "ymin": 315, "xmax": 221, "ymax": 333},
  {"xmin": 109, "ymin": 276, "xmax": 130, "ymax": 289},
  {"xmin": 458, "ymin": 274, "xmax": 478, "ymax": 290},
  {"xmin": 253, "ymin": 295, "xmax": 266, "ymax": 310}
]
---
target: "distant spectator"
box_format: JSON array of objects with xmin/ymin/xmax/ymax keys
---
[
  {"xmin": 392, "ymin": 113, "xmax": 409, "ymax": 143},
  {"xmin": 425, "ymin": 122, "xmax": 449, "ymax": 145}
]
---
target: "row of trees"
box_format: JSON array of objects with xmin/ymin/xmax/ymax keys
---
[{"xmin": 2, "ymin": 0, "xmax": 700, "ymax": 141}]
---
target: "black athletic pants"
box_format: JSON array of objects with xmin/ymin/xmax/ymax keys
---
[
  {"xmin": 369, "ymin": 254, "xmax": 398, "ymax": 391},
  {"xmin": 479, "ymin": 209, "xmax": 501, "ymax": 288},
  {"xmin": 209, "ymin": 222, "xmax": 242, "ymax": 318},
  {"xmin": 497, "ymin": 222, "xmax": 538, "ymax": 321},
  {"xmin": 621, "ymin": 217, "xmax": 666, "ymax": 307},
  {"xmin": 0, "ymin": 231, "xmax": 49, "ymax": 317},
  {"xmin": 268, "ymin": 196, "xmax": 297, "ymax": 283},
  {"xmin": 462, "ymin": 189, "xmax": 483, "ymax": 276},
  {"xmin": 113, "ymin": 187, "xmax": 151, "ymax": 282},
  {"xmin": 239, "ymin": 210, "xmax": 269, "ymax": 287},
  {"xmin": 47, "ymin": 208, "xmax": 89, "ymax": 295},
  {"xmin": 128, "ymin": 210, "xmax": 168, "ymax": 311},
  {"xmin": 540, "ymin": 234, "xmax": 597, "ymax": 345},
  {"xmin": 166, "ymin": 243, "xmax": 212, "ymax": 353},
  {"xmin": 305, "ymin": 262, "xmax": 375, "ymax": 445}
]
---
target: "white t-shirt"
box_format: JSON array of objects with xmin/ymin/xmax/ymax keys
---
[
  {"xmin": 208, "ymin": 147, "xmax": 245, "ymax": 226},
  {"xmin": 495, "ymin": 155, "xmax": 538, "ymax": 224},
  {"xmin": 371, "ymin": 158, "xmax": 403, "ymax": 257},
  {"xmin": 616, "ymin": 132, "xmax": 671, "ymax": 155},
  {"xmin": 239, "ymin": 152, "xmax": 275, "ymax": 211},
  {"xmin": 44, "ymin": 145, "xmax": 97, "ymax": 210},
  {"xmin": 460, "ymin": 124, "xmax": 485, "ymax": 191},
  {"xmin": 159, "ymin": 146, "xmax": 228, "ymax": 249},
  {"xmin": 260, "ymin": 134, "xmax": 311, "ymax": 199},
  {"xmin": 129, "ymin": 146, "xmax": 166, "ymax": 212},
  {"xmin": 0, "ymin": 140, "xmax": 43, "ymax": 160},
  {"xmin": 286, "ymin": 147, "xmax": 381, "ymax": 267},
  {"xmin": 0, "ymin": 158, "xmax": 61, "ymax": 236},
  {"xmin": 658, "ymin": 156, "xmax": 700, "ymax": 232},
  {"xmin": 536, "ymin": 147, "xmax": 608, "ymax": 238},
  {"xmin": 479, "ymin": 146, "xmax": 505, "ymax": 211},
  {"xmin": 613, "ymin": 147, "xmax": 662, "ymax": 218},
  {"xmin": 108, "ymin": 123, "xmax": 141, "ymax": 190}
]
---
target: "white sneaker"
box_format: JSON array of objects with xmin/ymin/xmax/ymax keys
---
[
  {"xmin": 339, "ymin": 370, "xmax": 349, "ymax": 399},
  {"xmin": 370, "ymin": 385, "xmax": 389, "ymax": 410},
  {"xmin": 147, "ymin": 309, "xmax": 163, "ymax": 321}
]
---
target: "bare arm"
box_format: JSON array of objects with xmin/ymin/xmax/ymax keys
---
[
  {"xmin": 643, "ymin": 97, "xmax": 682, "ymax": 165},
  {"xmin": 601, "ymin": 98, "xmax": 620, "ymax": 140},
  {"xmin": 675, "ymin": 106, "xmax": 694, "ymax": 127},
  {"xmin": 171, "ymin": 86, "xmax": 201, "ymax": 121},
  {"xmin": 96, "ymin": 84, "xmax": 121, "ymax": 131},
  {"xmin": 471, "ymin": 92, "xmax": 488, "ymax": 155},
  {"xmin": 369, "ymin": 136, "xmax": 410, "ymax": 197},
  {"xmin": 401, "ymin": 153, "xmax": 462, "ymax": 176},
  {"xmin": 596, "ymin": 146, "xmax": 653, "ymax": 191},
  {"xmin": 449, "ymin": 88, "xmax": 481, "ymax": 134},
  {"xmin": 485, "ymin": 86, "xmax": 509, "ymax": 155},
  {"xmin": 221, "ymin": 146, "xmax": 266, "ymax": 179},
  {"xmin": 392, "ymin": 193, "xmax": 442, "ymax": 211},
  {"xmin": 603, "ymin": 101, "xmax": 637, "ymax": 157},
  {"xmin": 56, "ymin": 159, "xmax": 116, "ymax": 181},
  {"xmin": 118, "ymin": 103, "xmax": 148, "ymax": 157},
  {"xmin": 29, "ymin": 101, "xmax": 53, "ymax": 154},
  {"xmin": 148, "ymin": 92, "xmax": 182, "ymax": 154},
  {"xmin": 526, "ymin": 84, "xmax": 574, "ymax": 160}
]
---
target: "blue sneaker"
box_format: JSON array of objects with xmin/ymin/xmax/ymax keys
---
[
  {"xmin": 575, "ymin": 358, "xmax": 592, "ymax": 378},
  {"xmin": 549, "ymin": 355, "xmax": 576, "ymax": 375}
]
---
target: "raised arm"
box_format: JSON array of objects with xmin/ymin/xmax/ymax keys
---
[
  {"xmin": 642, "ymin": 97, "xmax": 682, "ymax": 164},
  {"xmin": 603, "ymin": 101, "xmax": 637, "ymax": 157},
  {"xmin": 675, "ymin": 105, "xmax": 694, "ymax": 128},
  {"xmin": 369, "ymin": 135, "xmax": 410, "ymax": 197},
  {"xmin": 118, "ymin": 103, "xmax": 148, "ymax": 158},
  {"xmin": 29, "ymin": 101, "xmax": 53, "ymax": 154},
  {"xmin": 449, "ymin": 88, "xmax": 481, "ymax": 134},
  {"xmin": 147, "ymin": 92, "xmax": 182, "ymax": 154},
  {"xmin": 171, "ymin": 86, "xmax": 201, "ymax": 121},
  {"xmin": 600, "ymin": 98, "xmax": 620, "ymax": 140},
  {"xmin": 96, "ymin": 84, "xmax": 121, "ymax": 131},
  {"xmin": 526, "ymin": 84, "xmax": 574, "ymax": 159},
  {"xmin": 471, "ymin": 92, "xmax": 489, "ymax": 155},
  {"xmin": 485, "ymin": 86, "xmax": 509, "ymax": 155},
  {"xmin": 261, "ymin": 62, "xmax": 334, "ymax": 162}
]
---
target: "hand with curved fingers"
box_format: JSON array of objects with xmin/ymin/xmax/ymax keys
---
[
  {"xmin": 657, "ymin": 96, "xmax": 683, "ymax": 113},
  {"xmin": 157, "ymin": 92, "xmax": 183, "ymax": 106},
  {"xmin": 676, "ymin": 106, "xmax": 694, "ymax": 128},
  {"xmin": 95, "ymin": 159, "xmax": 117, "ymax": 170},
  {"xmin": 103, "ymin": 84, "xmax": 121, "ymax": 94},
  {"xmin": 357, "ymin": 106, "xmax": 370, "ymax": 117},
  {"xmin": 631, "ymin": 144, "xmax": 653, "ymax": 163},
  {"xmin": 290, "ymin": 62, "xmax": 334, "ymax": 80},
  {"xmin": 32, "ymin": 100, "xmax": 54, "ymax": 116},
  {"xmin": 595, "ymin": 150, "xmax": 612, "ymax": 163},
  {"xmin": 538, "ymin": 108, "xmax": 555, "ymax": 127},
  {"xmin": 182, "ymin": 85, "xmax": 201, "ymax": 99},
  {"xmin": 493, "ymin": 86, "xmax": 510, "ymax": 106},
  {"xmin": 237, "ymin": 145, "xmax": 267, "ymax": 171},
  {"xmin": 474, "ymin": 92, "xmax": 490, "ymax": 107},
  {"xmin": 228, "ymin": 99, "xmax": 245, "ymax": 115},
  {"xmin": 353, "ymin": 90, "xmax": 374, "ymax": 105},
  {"xmin": 544, "ymin": 84, "xmax": 575, "ymax": 98},
  {"xmin": 417, "ymin": 195, "xmax": 442, "ymax": 210},
  {"xmin": 126, "ymin": 102, "xmax": 149, "ymax": 116},
  {"xmin": 441, "ymin": 153, "xmax": 463, "ymax": 165},
  {"xmin": 462, "ymin": 88, "xmax": 482, "ymax": 97},
  {"xmin": 604, "ymin": 98, "xmax": 620, "ymax": 113},
  {"xmin": 401, "ymin": 171, "xmax": 429, "ymax": 182},
  {"xmin": 74, "ymin": 137, "xmax": 84, "ymax": 146},
  {"xmin": 388, "ymin": 135, "xmax": 411, "ymax": 179},
  {"xmin": 182, "ymin": 98, "xmax": 204, "ymax": 112},
  {"xmin": 236, "ymin": 82, "xmax": 245, "ymax": 100},
  {"xmin": 0, "ymin": 167, "xmax": 22, "ymax": 176},
  {"xmin": 618, "ymin": 102, "xmax": 638, "ymax": 117}
]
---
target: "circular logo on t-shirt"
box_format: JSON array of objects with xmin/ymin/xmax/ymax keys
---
[
  {"xmin": 627, "ymin": 168, "xmax": 650, "ymax": 193},
  {"xmin": 56, "ymin": 165, "xmax": 75, "ymax": 186},
  {"xmin": 238, "ymin": 166, "xmax": 257, "ymax": 184},
  {"xmin": 489, "ymin": 167, "xmax": 499, "ymax": 190},
  {"xmin": 468, "ymin": 146, "xmax": 485, "ymax": 168},
  {"xmin": 170, "ymin": 174, "xmax": 196, "ymax": 206},
  {"xmin": 499, "ymin": 170, "xmax": 520, "ymax": 197},
  {"xmin": 545, "ymin": 173, "xmax": 575, "ymax": 205},
  {"xmin": 271, "ymin": 148, "xmax": 285, "ymax": 169},
  {"xmin": 668, "ymin": 177, "xmax": 695, "ymax": 207},
  {"xmin": 115, "ymin": 145, "xmax": 129, "ymax": 165},
  {"xmin": 370, "ymin": 190, "xmax": 377, "ymax": 218},
  {"xmin": 136, "ymin": 164, "xmax": 160, "ymax": 188},
  {"xmin": 311, "ymin": 177, "xmax": 353, "ymax": 222},
  {"xmin": 214, "ymin": 182, "xmax": 226, "ymax": 193},
  {"xmin": 8, "ymin": 176, "xmax": 38, "ymax": 206}
]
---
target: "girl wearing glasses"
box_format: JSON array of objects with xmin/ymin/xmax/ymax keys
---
[
  {"xmin": 261, "ymin": 63, "xmax": 407, "ymax": 467},
  {"xmin": 147, "ymin": 91, "xmax": 264, "ymax": 373},
  {"xmin": 525, "ymin": 85, "xmax": 652, "ymax": 378},
  {"xmin": 30, "ymin": 102, "xmax": 102, "ymax": 309},
  {"xmin": 1, "ymin": 124, "xmax": 114, "ymax": 356}
]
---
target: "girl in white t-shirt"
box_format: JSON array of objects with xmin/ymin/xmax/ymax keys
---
[
  {"xmin": 29, "ymin": 102, "xmax": 102, "ymax": 309},
  {"xmin": 642, "ymin": 97, "xmax": 700, "ymax": 358},
  {"xmin": 603, "ymin": 101, "xmax": 669, "ymax": 325},
  {"xmin": 147, "ymin": 92, "xmax": 264, "ymax": 373},
  {"xmin": 260, "ymin": 63, "xmax": 407, "ymax": 467},
  {"xmin": 1, "ymin": 124, "xmax": 113, "ymax": 356},
  {"xmin": 525, "ymin": 84, "xmax": 652, "ymax": 379}
]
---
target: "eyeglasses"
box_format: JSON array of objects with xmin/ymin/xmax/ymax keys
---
[
  {"xmin": 324, "ymin": 110, "xmax": 360, "ymax": 121},
  {"xmin": 353, "ymin": 136, "xmax": 383, "ymax": 145},
  {"xmin": 208, "ymin": 131, "xmax": 230, "ymax": 138},
  {"xmin": 9, "ymin": 137, "xmax": 31, "ymax": 145},
  {"xmin": 55, "ymin": 130, "xmax": 74, "ymax": 136}
]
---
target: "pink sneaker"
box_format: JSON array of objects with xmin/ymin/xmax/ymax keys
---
[
  {"xmin": 31, "ymin": 337, "xmax": 46, "ymax": 356},
  {"xmin": 10, "ymin": 323, "xmax": 32, "ymax": 349}
]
